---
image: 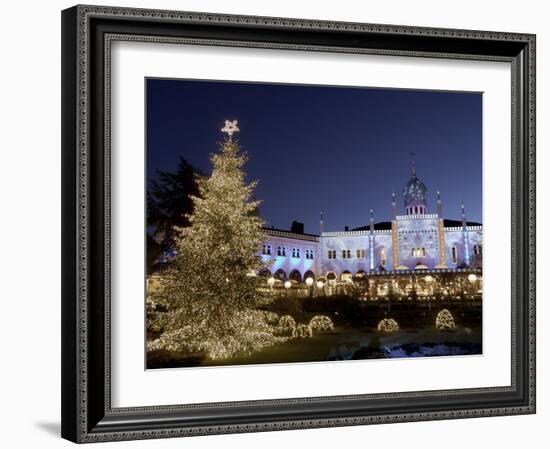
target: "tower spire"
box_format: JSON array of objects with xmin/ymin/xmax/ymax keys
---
[
  {"xmin": 369, "ymin": 209, "xmax": 375, "ymax": 271},
  {"xmin": 437, "ymin": 190, "xmax": 443, "ymax": 218},
  {"xmin": 391, "ymin": 192, "xmax": 397, "ymax": 220},
  {"xmin": 319, "ymin": 211, "xmax": 324, "ymax": 235},
  {"xmin": 369, "ymin": 208, "xmax": 374, "ymax": 230},
  {"xmin": 410, "ymin": 152, "xmax": 416, "ymax": 176}
]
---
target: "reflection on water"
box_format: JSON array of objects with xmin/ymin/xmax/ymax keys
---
[
  {"xmin": 325, "ymin": 328, "xmax": 482, "ymax": 361},
  {"xmin": 382, "ymin": 342, "xmax": 481, "ymax": 358}
]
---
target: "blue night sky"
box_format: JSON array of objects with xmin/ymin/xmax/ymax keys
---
[{"xmin": 146, "ymin": 78, "xmax": 482, "ymax": 233}]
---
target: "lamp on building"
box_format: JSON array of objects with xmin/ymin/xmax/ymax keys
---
[
  {"xmin": 284, "ymin": 280, "xmax": 292, "ymax": 296},
  {"xmin": 424, "ymin": 275, "xmax": 434, "ymax": 310},
  {"xmin": 467, "ymin": 273, "xmax": 478, "ymax": 298},
  {"xmin": 305, "ymin": 277, "xmax": 314, "ymax": 298},
  {"xmin": 267, "ymin": 276, "xmax": 275, "ymax": 291}
]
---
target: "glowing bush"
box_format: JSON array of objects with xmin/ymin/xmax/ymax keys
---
[
  {"xmin": 278, "ymin": 315, "xmax": 296, "ymax": 329},
  {"xmin": 262, "ymin": 311, "xmax": 280, "ymax": 325},
  {"xmin": 435, "ymin": 309, "xmax": 456, "ymax": 330},
  {"xmin": 309, "ymin": 315, "xmax": 334, "ymax": 332},
  {"xmin": 377, "ymin": 318, "xmax": 399, "ymax": 333},
  {"xmin": 292, "ymin": 323, "xmax": 313, "ymax": 338}
]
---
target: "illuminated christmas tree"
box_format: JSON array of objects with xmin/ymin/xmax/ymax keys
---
[{"xmin": 149, "ymin": 120, "xmax": 281, "ymax": 359}]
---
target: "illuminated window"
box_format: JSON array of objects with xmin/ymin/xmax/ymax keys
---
[
  {"xmin": 277, "ymin": 246, "xmax": 286, "ymax": 257},
  {"xmin": 381, "ymin": 248, "xmax": 387, "ymax": 267},
  {"xmin": 451, "ymin": 246, "xmax": 458, "ymax": 264},
  {"xmin": 292, "ymin": 247, "xmax": 300, "ymax": 258},
  {"xmin": 262, "ymin": 244, "xmax": 272, "ymax": 255},
  {"xmin": 411, "ymin": 247, "xmax": 426, "ymax": 257}
]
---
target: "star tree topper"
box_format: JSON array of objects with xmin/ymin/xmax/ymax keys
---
[{"xmin": 221, "ymin": 119, "xmax": 240, "ymax": 140}]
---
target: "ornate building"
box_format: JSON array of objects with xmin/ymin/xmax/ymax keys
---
[{"xmin": 260, "ymin": 165, "xmax": 482, "ymax": 283}]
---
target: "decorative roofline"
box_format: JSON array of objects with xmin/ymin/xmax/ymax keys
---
[
  {"xmin": 444, "ymin": 225, "xmax": 483, "ymax": 232},
  {"xmin": 321, "ymin": 229, "xmax": 392, "ymax": 237},
  {"xmin": 354, "ymin": 267, "xmax": 483, "ymax": 276},
  {"xmin": 395, "ymin": 213, "xmax": 439, "ymax": 220},
  {"xmin": 263, "ymin": 228, "xmax": 319, "ymax": 242}
]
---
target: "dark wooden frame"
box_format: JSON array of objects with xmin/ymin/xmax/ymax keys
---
[{"xmin": 61, "ymin": 4, "xmax": 536, "ymax": 443}]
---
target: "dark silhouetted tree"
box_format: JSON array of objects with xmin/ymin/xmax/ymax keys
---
[{"xmin": 147, "ymin": 157, "xmax": 203, "ymax": 254}]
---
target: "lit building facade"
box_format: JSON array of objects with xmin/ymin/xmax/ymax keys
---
[{"xmin": 260, "ymin": 166, "xmax": 482, "ymax": 282}]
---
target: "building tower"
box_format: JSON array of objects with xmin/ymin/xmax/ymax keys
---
[
  {"xmin": 461, "ymin": 200, "xmax": 470, "ymax": 266},
  {"xmin": 369, "ymin": 208, "xmax": 375, "ymax": 271},
  {"xmin": 391, "ymin": 192, "xmax": 399, "ymax": 270},
  {"xmin": 436, "ymin": 190, "xmax": 447, "ymax": 267},
  {"xmin": 402, "ymin": 157, "xmax": 428, "ymax": 215}
]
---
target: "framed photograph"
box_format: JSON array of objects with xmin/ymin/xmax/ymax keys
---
[{"xmin": 61, "ymin": 4, "xmax": 536, "ymax": 443}]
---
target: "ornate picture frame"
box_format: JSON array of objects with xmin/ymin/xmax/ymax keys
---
[{"xmin": 61, "ymin": 4, "xmax": 536, "ymax": 443}]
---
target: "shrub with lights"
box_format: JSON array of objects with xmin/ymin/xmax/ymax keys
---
[
  {"xmin": 377, "ymin": 318, "xmax": 400, "ymax": 333},
  {"xmin": 262, "ymin": 311, "xmax": 280, "ymax": 325},
  {"xmin": 292, "ymin": 323, "xmax": 313, "ymax": 338},
  {"xmin": 309, "ymin": 315, "xmax": 334, "ymax": 332},
  {"xmin": 435, "ymin": 309, "xmax": 456, "ymax": 330}
]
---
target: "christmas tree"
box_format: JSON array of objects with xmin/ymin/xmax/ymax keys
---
[{"xmin": 148, "ymin": 120, "xmax": 283, "ymax": 360}]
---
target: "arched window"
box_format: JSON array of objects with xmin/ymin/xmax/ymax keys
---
[
  {"xmin": 292, "ymin": 247, "xmax": 300, "ymax": 258},
  {"xmin": 289, "ymin": 269, "xmax": 302, "ymax": 283},
  {"xmin": 262, "ymin": 244, "xmax": 272, "ymax": 255},
  {"xmin": 277, "ymin": 246, "xmax": 287, "ymax": 257},
  {"xmin": 411, "ymin": 247, "xmax": 426, "ymax": 257},
  {"xmin": 451, "ymin": 246, "xmax": 458, "ymax": 264},
  {"xmin": 473, "ymin": 244, "xmax": 482, "ymax": 256},
  {"xmin": 328, "ymin": 250, "xmax": 336, "ymax": 259},
  {"xmin": 274, "ymin": 269, "xmax": 287, "ymax": 280}
]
